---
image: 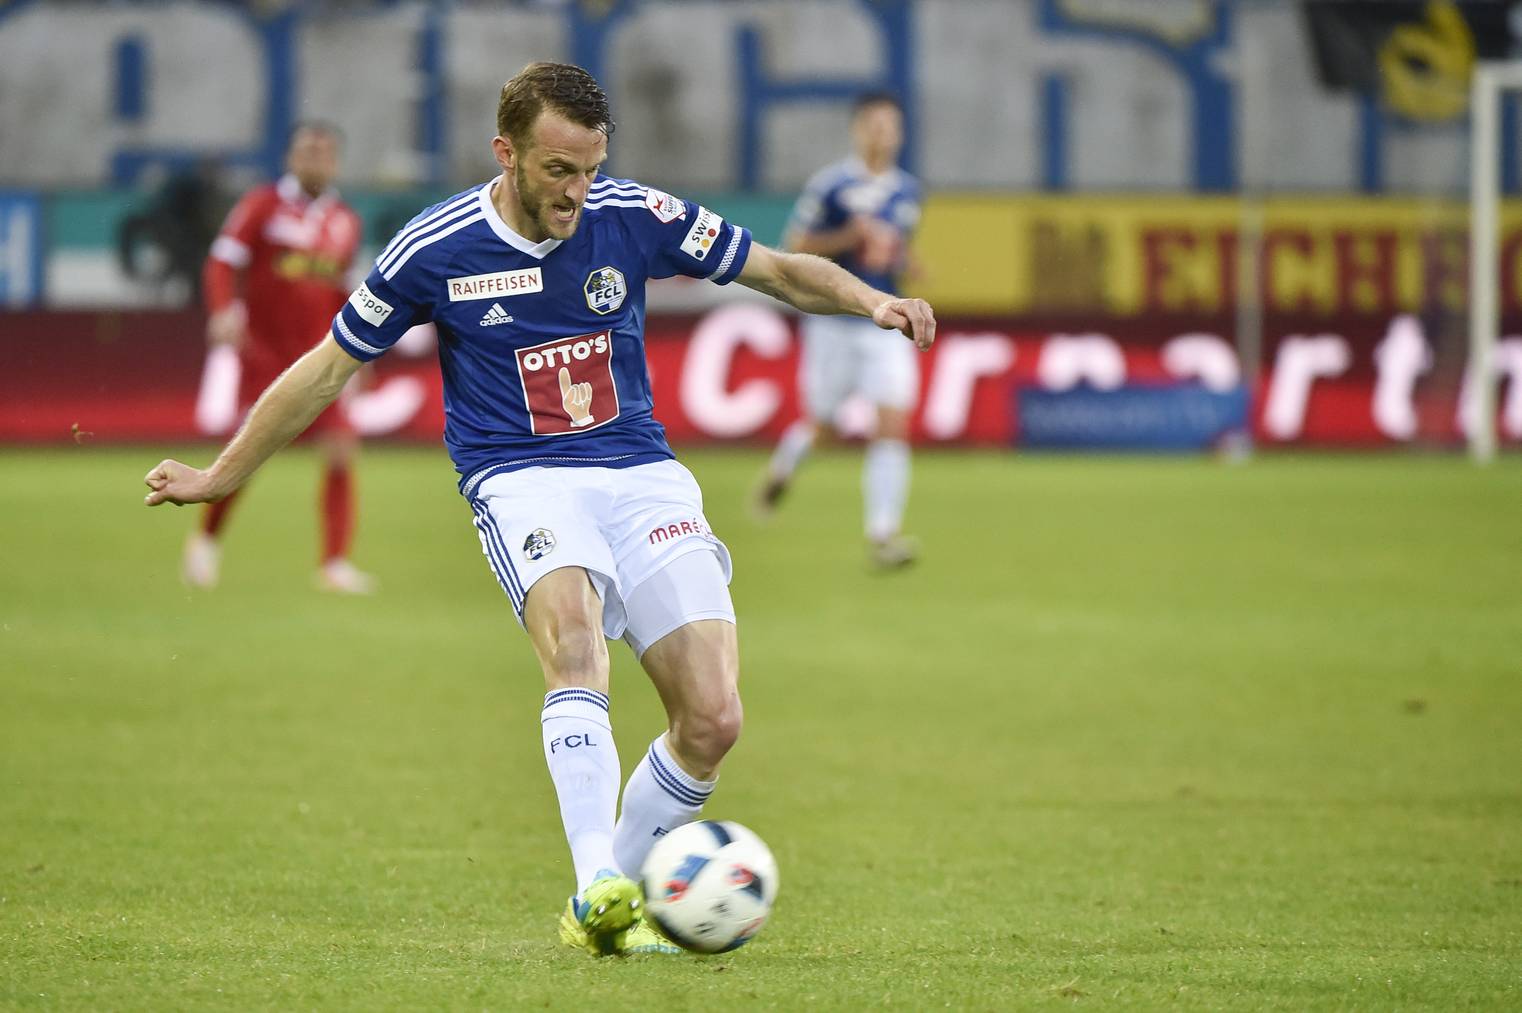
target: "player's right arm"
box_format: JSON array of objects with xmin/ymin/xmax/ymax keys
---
[
  {"xmin": 202, "ymin": 189, "xmax": 270, "ymax": 349},
  {"xmin": 147, "ymin": 190, "xmax": 448, "ymax": 506},
  {"xmin": 144, "ymin": 337, "xmax": 362, "ymax": 506},
  {"xmin": 736, "ymin": 242, "xmax": 935, "ymax": 350}
]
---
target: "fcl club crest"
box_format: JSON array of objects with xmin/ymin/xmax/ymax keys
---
[
  {"xmin": 584, "ymin": 266, "xmax": 627, "ymax": 315},
  {"xmin": 523, "ymin": 528, "xmax": 556, "ymax": 560}
]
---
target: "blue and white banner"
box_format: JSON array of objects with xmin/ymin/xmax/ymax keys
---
[
  {"xmin": 0, "ymin": 191, "xmax": 43, "ymax": 307},
  {"xmin": 1018, "ymin": 383, "xmax": 1250, "ymax": 451}
]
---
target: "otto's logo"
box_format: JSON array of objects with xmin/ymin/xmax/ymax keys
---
[
  {"xmin": 518, "ymin": 333, "xmax": 609, "ymax": 373},
  {"xmin": 523, "ymin": 528, "xmax": 556, "ymax": 560},
  {"xmin": 680, "ymin": 207, "xmax": 724, "ymax": 261},
  {"xmin": 515, "ymin": 331, "xmax": 620, "ymax": 437},
  {"xmin": 447, "ymin": 267, "xmax": 543, "ymax": 301},
  {"xmin": 584, "ymin": 266, "xmax": 627, "ymax": 315},
  {"xmin": 648, "ymin": 518, "xmax": 711, "ymax": 545}
]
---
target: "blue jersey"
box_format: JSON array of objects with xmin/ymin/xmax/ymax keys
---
[
  {"xmin": 786, "ymin": 156, "xmax": 920, "ymax": 295},
  {"xmin": 330, "ymin": 177, "xmax": 752, "ymax": 496}
]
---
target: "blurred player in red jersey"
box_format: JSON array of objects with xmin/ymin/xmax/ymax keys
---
[{"xmin": 184, "ymin": 122, "xmax": 375, "ymax": 593}]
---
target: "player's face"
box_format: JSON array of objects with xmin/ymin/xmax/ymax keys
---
[
  {"xmin": 286, "ymin": 129, "xmax": 340, "ymax": 197},
  {"xmin": 851, "ymin": 102, "xmax": 903, "ymax": 168},
  {"xmin": 502, "ymin": 111, "xmax": 608, "ymax": 242}
]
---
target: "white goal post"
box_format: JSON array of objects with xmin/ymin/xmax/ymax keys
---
[{"xmin": 1468, "ymin": 62, "xmax": 1522, "ymax": 463}]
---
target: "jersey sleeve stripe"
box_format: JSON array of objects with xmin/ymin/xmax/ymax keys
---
[
  {"xmin": 210, "ymin": 236, "xmax": 251, "ymax": 268},
  {"xmin": 710, "ymin": 227, "xmax": 746, "ymax": 280},
  {"xmin": 377, "ymin": 201, "xmax": 479, "ymax": 273},
  {"xmin": 377, "ymin": 203, "xmax": 477, "ymax": 273},
  {"xmin": 332, "ymin": 314, "xmax": 386, "ymax": 358},
  {"xmin": 375, "ymin": 188, "xmax": 482, "ymax": 268},
  {"xmin": 590, "ymin": 180, "xmax": 644, "ymax": 196},
  {"xmin": 583, "ymin": 197, "xmax": 648, "ymax": 210},
  {"xmin": 381, "ymin": 211, "xmax": 486, "ymax": 280}
]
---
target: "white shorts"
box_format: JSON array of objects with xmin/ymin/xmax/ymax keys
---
[
  {"xmin": 467, "ymin": 459, "xmax": 734, "ymax": 653},
  {"xmin": 801, "ymin": 313, "xmax": 920, "ymax": 418}
]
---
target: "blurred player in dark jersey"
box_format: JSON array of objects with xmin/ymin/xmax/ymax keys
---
[
  {"xmin": 184, "ymin": 122, "xmax": 374, "ymax": 593},
  {"xmin": 755, "ymin": 93, "xmax": 924, "ymax": 568}
]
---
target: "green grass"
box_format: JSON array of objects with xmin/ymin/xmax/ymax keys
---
[{"xmin": 2, "ymin": 446, "xmax": 1520, "ymax": 1010}]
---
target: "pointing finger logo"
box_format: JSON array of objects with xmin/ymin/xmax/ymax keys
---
[{"xmin": 559, "ymin": 367, "xmax": 595, "ymax": 427}]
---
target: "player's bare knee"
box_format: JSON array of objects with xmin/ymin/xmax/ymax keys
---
[
  {"xmin": 531, "ymin": 600, "xmax": 608, "ymax": 689},
  {"xmin": 672, "ymin": 694, "xmax": 743, "ymax": 767},
  {"xmin": 541, "ymin": 623, "xmax": 608, "ymax": 690}
]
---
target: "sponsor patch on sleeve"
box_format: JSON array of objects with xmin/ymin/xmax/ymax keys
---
[
  {"xmin": 679, "ymin": 207, "xmax": 725, "ymax": 263},
  {"xmin": 348, "ymin": 282, "xmax": 393, "ymax": 326},
  {"xmin": 645, "ymin": 187, "xmax": 686, "ymax": 224}
]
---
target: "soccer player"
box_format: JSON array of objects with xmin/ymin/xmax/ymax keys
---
[
  {"xmin": 754, "ymin": 92, "xmax": 924, "ymax": 568},
  {"xmin": 144, "ymin": 63, "xmax": 935, "ymax": 956},
  {"xmin": 183, "ymin": 121, "xmax": 375, "ymax": 594}
]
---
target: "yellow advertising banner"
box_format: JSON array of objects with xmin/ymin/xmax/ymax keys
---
[{"xmin": 908, "ymin": 195, "xmax": 1522, "ymax": 317}]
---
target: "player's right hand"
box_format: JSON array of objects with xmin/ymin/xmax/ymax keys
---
[{"xmin": 143, "ymin": 459, "xmax": 221, "ymax": 507}]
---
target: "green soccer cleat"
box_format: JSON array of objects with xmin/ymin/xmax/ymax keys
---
[
  {"xmin": 558, "ymin": 870, "xmax": 644, "ymax": 956},
  {"xmin": 622, "ymin": 918, "xmax": 683, "ymax": 956}
]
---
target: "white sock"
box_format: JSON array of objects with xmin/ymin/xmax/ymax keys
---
[
  {"xmin": 864, "ymin": 438, "xmax": 911, "ymax": 542},
  {"xmin": 541, "ymin": 688, "xmax": 621, "ymax": 895},
  {"xmin": 612, "ymin": 733, "xmax": 716, "ymax": 879},
  {"xmin": 768, "ymin": 420, "xmax": 816, "ymax": 480}
]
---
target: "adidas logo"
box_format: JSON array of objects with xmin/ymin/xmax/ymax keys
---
[{"xmin": 479, "ymin": 303, "xmax": 513, "ymax": 327}]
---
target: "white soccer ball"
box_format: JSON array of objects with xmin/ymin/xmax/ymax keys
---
[{"xmin": 640, "ymin": 819, "xmax": 779, "ymax": 953}]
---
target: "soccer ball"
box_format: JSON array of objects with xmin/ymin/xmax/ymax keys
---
[{"xmin": 640, "ymin": 820, "xmax": 778, "ymax": 953}]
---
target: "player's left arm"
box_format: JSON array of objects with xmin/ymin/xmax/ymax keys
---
[{"xmin": 736, "ymin": 242, "xmax": 935, "ymax": 350}]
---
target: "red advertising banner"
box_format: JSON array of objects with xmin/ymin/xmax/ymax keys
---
[{"xmin": 1, "ymin": 307, "xmax": 1517, "ymax": 448}]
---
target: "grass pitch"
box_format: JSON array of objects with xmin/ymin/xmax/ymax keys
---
[{"xmin": 2, "ymin": 446, "xmax": 1519, "ymax": 1010}]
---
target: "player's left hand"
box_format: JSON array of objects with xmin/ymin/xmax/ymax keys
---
[{"xmin": 872, "ymin": 297, "xmax": 936, "ymax": 351}]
